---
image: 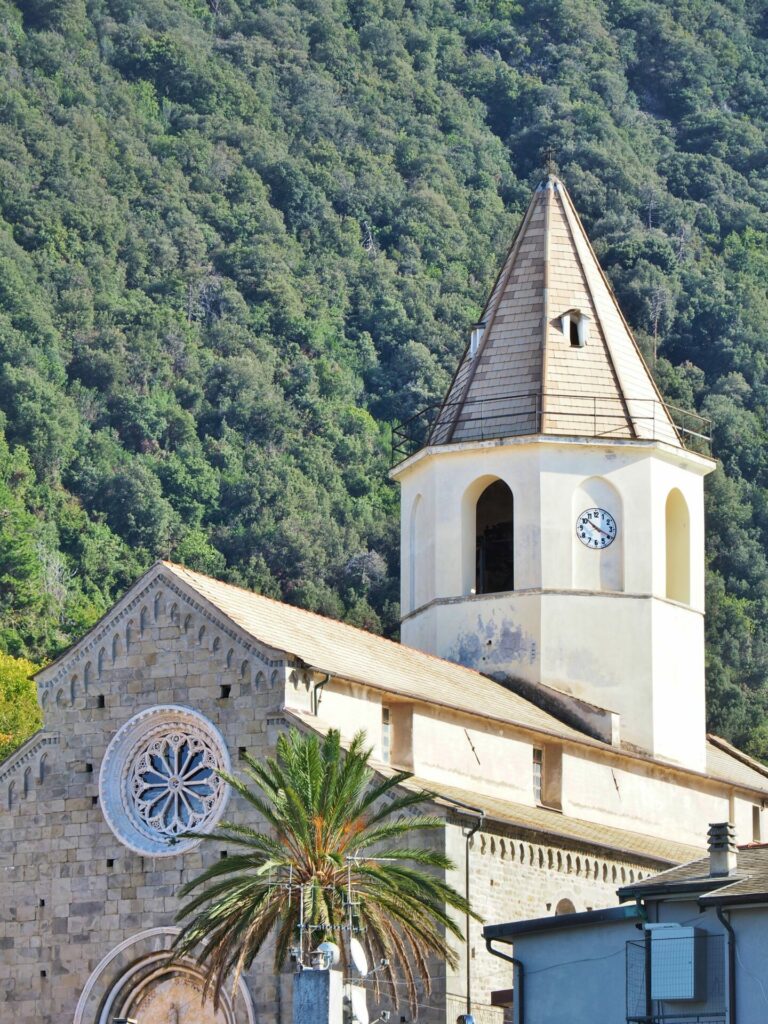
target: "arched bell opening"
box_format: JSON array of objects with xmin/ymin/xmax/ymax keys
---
[{"xmin": 475, "ymin": 479, "xmax": 514, "ymax": 595}]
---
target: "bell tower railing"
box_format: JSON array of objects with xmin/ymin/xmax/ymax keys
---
[{"xmin": 391, "ymin": 392, "xmax": 711, "ymax": 464}]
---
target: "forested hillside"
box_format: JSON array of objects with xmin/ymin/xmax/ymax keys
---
[{"xmin": 2, "ymin": 0, "xmax": 768, "ymax": 755}]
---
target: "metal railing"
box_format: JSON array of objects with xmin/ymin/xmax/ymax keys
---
[{"xmin": 391, "ymin": 392, "xmax": 711, "ymax": 463}]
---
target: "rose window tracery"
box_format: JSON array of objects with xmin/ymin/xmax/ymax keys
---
[
  {"xmin": 99, "ymin": 706, "xmax": 231, "ymax": 856},
  {"xmin": 130, "ymin": 733, "xmax": 225, "ymax": 837}
]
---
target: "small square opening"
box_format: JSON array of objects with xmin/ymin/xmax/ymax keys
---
[
  {"xmin": 96, "ymin": 695, "xmax": 105, "ymax": 709},
  {"xmin": 220, "ymin": 684, "xmax": 231, "ymax": 700}
]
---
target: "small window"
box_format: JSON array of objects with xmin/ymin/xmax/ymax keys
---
[
  {"xmin": 469, "ymin": 320, "xmax": 486, "ymax": 358},
  {"xmin": 753, "ymin": 805, "xmax": 762, "ymax": 843},
  {"xmin": 532, "ymin": 748, "xmax": 543, "ymax": 804},
  {"xmin": 382, "ymin": 707, "xmax": 391, "ymax": 764},
  {"xmin": 555, "ymin": 898, "xmax": 576, "ymax": 916},
  {"xmin": 561, "ymin": 308, "xmax": 589, "ymax": 347}
]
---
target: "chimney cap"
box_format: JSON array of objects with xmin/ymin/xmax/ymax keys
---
[
  {"xmin": 708, "ymin": 821, "xmax": 738, "ymax": 877},
  {"xmin": 708, "ymin": 822, "xmax": 736, "ymax": 845}
]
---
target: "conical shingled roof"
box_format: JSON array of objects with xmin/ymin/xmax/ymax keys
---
[{"xmin": 430, "ymin": 176, "xmax": 680, "ymax": 447}]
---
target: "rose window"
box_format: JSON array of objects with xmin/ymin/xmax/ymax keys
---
[
  {"xmin": 130, "ymin": 733, "xmax": 225, "ymax": 837},
  {"xmin": 99, "ymin": 705, "xmax": 231, "ymax": 856}
]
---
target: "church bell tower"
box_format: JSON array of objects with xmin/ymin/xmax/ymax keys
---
[{"xmin": 391, "ymin": 176, "xmax": 715, "ymax": 772}]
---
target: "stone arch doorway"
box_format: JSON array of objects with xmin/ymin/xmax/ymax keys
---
[
  {"xmin": 74, "ymin": 928, "xmax": 255, "ymax": 1024},
  {"xmin": 110, "ymin": 961, "xmax": 235, "ymax": 1024}
]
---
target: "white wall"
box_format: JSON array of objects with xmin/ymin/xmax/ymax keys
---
[
  {"xmin": 504, "ymin": 917, "xmax": 638, "ymax": 1024},
  {"xmin": 396, "ymin": 435, "xmax": 713, "ymax": 769},
  {"xmin": 411, "ymin": 707, "xmax": 536, "ymax": 803},
  {"xmin": 285, "ymin": 679, "xmax": 760, "ymax": 851},
  {"xmin": 562, "ymin": 753, "xmax": 731, "ymax": 848}
]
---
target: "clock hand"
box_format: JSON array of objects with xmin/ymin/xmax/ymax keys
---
[{"xmin": 589, "ymin": 520, "xmax": 611, "ymax": 537}]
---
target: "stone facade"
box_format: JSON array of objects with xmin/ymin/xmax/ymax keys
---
[
  {"xmin": 448, "ymin": 818, "xmax": 655, "ymax": 1021},
  {"xmin": 0, "ymin": 577, "xmax": 288, "ymax": 1024}
]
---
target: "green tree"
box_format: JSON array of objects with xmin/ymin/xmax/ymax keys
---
[
  {"xmin": 173, "ymin": 728, "xmax": 474, "ymax": 1012},
  {"xmin": 0, "ymin": 652, "xmax": 42, "ymax": 760}
]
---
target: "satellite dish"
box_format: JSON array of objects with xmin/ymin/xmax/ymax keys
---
[
  {"xmin": 350, "ymin": 985, "xmax": 370, "ymax": 1024},
  {"xmin": 316, "ymin": 941, "xmax": 341, "ymax": 966},
  {"xmin": 350, "ymin": 937, "xmax": 369, "ymax": 976}
]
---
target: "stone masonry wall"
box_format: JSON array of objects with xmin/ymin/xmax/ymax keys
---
[
  {"xmin": 443, "ymin": 819, "xmax": 659, "ymax": 1024},
  {"xmin": 0, "ymin": 571, "xmax": 292, "ymax": 1024}
]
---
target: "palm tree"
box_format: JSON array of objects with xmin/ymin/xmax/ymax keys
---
[{"xmin": 172, "ymin": 726, "xmax": 475, "ymax": 1013}]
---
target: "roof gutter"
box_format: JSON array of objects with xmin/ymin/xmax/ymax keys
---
[
  {"xmin": 484, "ymin": 902, "xmax": 644, "ymax": 941},
  {"xmin": 619, "ymin": 876, "xmax": 735, "ymax": 903}
]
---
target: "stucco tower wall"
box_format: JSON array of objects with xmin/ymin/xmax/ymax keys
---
[{"xmin": 397, "ymin": 436, "xmax": 711, "ymax": 770}]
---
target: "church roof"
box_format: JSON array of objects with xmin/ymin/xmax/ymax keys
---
[
  {"xmin": 160, "ymin": 562, "xmax": 587, "ymax": 744},
  {"xmin": 430, "ymin": 176, "xmax": 680, "ymax": 448}
]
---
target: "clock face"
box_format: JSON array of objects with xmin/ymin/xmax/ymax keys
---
[{"xmin": 576, "ymin": 507, "xmax": 617, "ymax": 548}]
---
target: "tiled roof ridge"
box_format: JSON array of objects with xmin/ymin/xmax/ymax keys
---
[
  {"xmin": 557, "ymin": 180, "xmax": 671, "ymax": 414},
  {"xmin": 166, "ymin": 565, "xmax": 768, "ymax": 797},
  {"xmin": 430, "ymin": 183, "xmax": 542, "ymax": 443},
  {"xmin": 283, "ymin": 707, "xmax": 702, "ymax": 867},
  {"xmin": 551, "ymin": 180, "xmax": 634, "ymax": 437},
  {"xmin": 161, "ymin": 560, "xmax": 518, "ymax": 680}
]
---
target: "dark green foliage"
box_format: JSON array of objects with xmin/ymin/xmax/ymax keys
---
[{"xmin": 0, "ymin": 0, "xmax": 768, "ymax": 753}]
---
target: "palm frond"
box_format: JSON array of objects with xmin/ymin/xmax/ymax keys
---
[{"xmin": 172, "ymin": 727, "xmax": 473, "ymax": 1016}]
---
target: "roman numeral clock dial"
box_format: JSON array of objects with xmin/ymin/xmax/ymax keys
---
[{"xmin": 576, "ymin": 507, "xmax": 617, "ymax": 548}]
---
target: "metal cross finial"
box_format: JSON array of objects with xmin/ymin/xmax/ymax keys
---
[{"xmin": 543, "ymin": 145, "xmax": 558, "ymax": 176}]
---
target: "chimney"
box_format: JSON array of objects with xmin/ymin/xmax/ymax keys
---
[{"xmin": 708, "ymin": 822, "xmax": 738, "ymax": 877}]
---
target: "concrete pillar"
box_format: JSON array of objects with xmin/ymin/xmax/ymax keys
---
[{"xmin": 292, "ymin": 968, "xmax": 343, "ymax": 1024}]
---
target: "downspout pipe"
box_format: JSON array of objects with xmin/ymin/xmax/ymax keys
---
[
  {"xmin": 716, "ymin": 906, "xmax": 736, "ymax": 1024},
  {"xmin": 440, "ymin": 798, "xmax": 485, "ymax": 1018},
  {"xmin": 464, "ymin": 810, "xmax": 485, "ymax": 1017},
  {"xmin": 485, "ymin": 938, "xmax": 524, "ymax": 1024},
  {"xmin": 311, "ymin": 672, "xmax": 331, "ymax": 716}
]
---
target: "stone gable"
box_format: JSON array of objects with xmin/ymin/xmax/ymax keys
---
[{"xmin": 1, "ymin": 569, "xmax": 292, "ymax": 1024}]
